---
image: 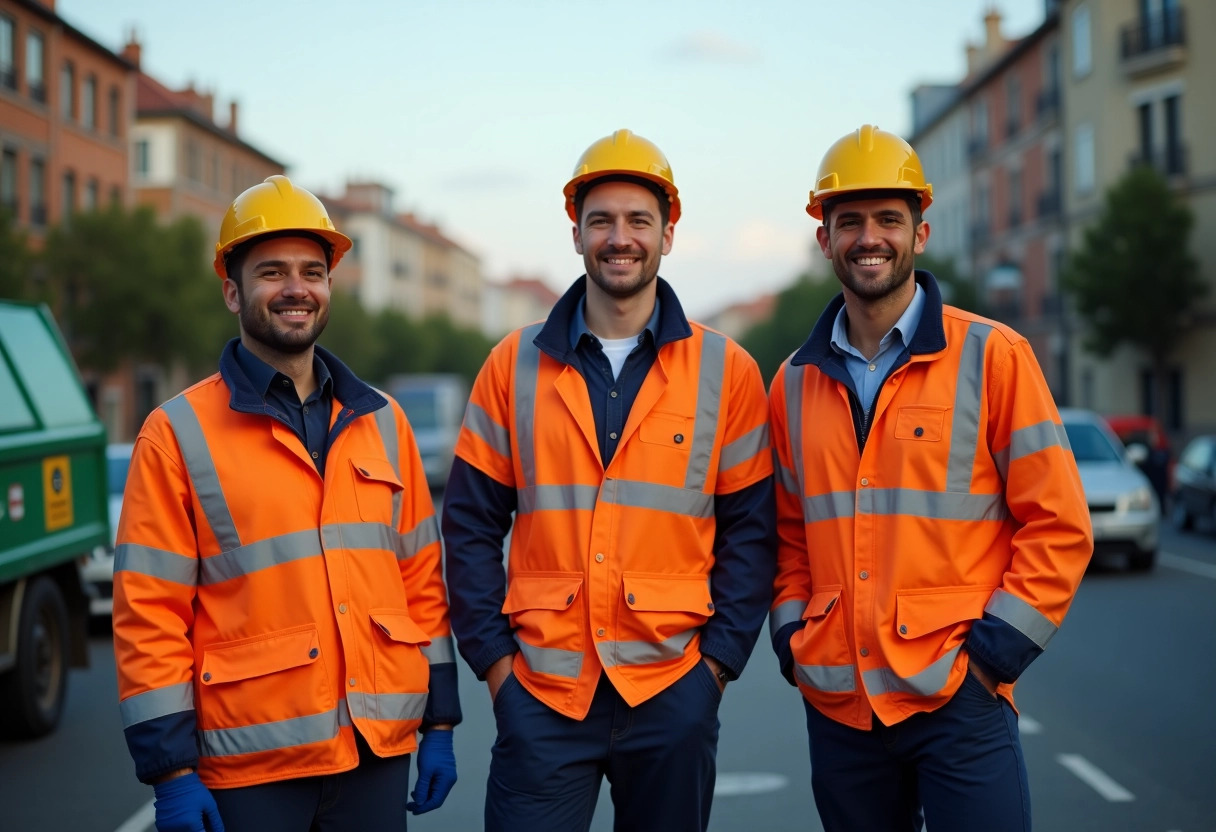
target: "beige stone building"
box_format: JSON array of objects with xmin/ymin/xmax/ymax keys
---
[{"xmin": 1059, "ymin": 0, "xmax": 1216, "ymax": 434}]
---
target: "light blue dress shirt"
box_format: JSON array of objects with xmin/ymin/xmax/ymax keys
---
[{"xmin": 829, "ymin": 283, "xmax": 925, "ymax": 416}]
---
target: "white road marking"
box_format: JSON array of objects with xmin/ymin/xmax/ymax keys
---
[
  {"xmin": 1017, "ymin": 714, "xmax": 1042, "ymax": 734},
  {"xmin": 1056, "ymin": 754, "xmax": 1135, "ymax": 802},
  {"xmin": 112, "ymin": 799, "xmax": 154, "ymax": 832},
  {"xmin": 1161, "ymin": 552, "xmax": 1216, "ymax": 580},
  {"xmin": 714, "ymin": 772, "xmax": 789, "ymax": 796}
]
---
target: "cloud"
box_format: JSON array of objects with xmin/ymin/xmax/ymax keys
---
[{"xmin": 664, "ymin": 31, "xmax": 762, "ymax": 64}]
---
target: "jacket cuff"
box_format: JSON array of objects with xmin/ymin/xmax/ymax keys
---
[
  {"xmin": 699, "ymin": 643, "xmax": 744, "ymax": 681},
  {"xmin": 470, "ymin": 637, "xmax": 519, "ymax": 680},
  {"xmin": 422, "ymin": 662, "xmax": 463, "ymax": 728}
]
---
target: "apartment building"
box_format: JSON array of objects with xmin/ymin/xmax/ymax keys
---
[
  {"xmin": 481, "ymin": 275, "xmax": 560, "ymax": 338},
  {"xmin": 0, "ymin": 0, "xmax": 131, "ymax": 241},
  {"xmin": 1060, "ymin": 0, "xmax": 1216, "ymax": 431}
]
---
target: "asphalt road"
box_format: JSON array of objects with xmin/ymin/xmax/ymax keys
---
[{"xmin": 2, "ymin": 523, "xmax": 1213, "ymax": 831}]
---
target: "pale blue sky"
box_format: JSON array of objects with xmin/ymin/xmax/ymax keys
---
[{"xmin": 61, "ymin": 0, "xmax": 1047, "ymax": 317}]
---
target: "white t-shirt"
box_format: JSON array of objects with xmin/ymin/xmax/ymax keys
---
[{"xmin": 599, "ymin": 336, "xmax": 638, "ymax": 381}]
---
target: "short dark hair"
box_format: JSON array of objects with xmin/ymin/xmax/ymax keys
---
[
  {"xmin": 573, "ymin": 174, "xmax": 671, "ymax": 227},
  {"xmin": 822, "ymin": 189, "xmax": 923, "ymax": 230},
  {"xmin": 224, "ymin": 230, "xmax": 334, "ymax": 288}
]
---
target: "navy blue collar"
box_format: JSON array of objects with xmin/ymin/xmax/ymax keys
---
[
  {"xmin": 535, "ymin": 276, "xmax": 693, "ymax": 364},
  {"xmin": 790, "ymin": 270, "xmax": 948, "ymax": 367},
  {"xmin": 569, "ymin": 293, "xmax": 662, "ymax": 350},
  {"xmin": 234, "ymin": 342, "xmax": 333, "ymax": 400},
  {"xmin": 219, "ymin": 338, "xmax": 386, "ymax": 416}
]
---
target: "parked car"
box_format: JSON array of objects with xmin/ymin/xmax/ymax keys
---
[
  {"xmin": 1170, "ymin": 434, "xmax": 1216, "ymax": 534},
  {"xmin": 1059, "ymin": 408, "xmax": 1160, "ymax": 571},
  {"xmin": 1103, "ymin": 414, "xmax": 1172, "ymax": 502},
  {"xmin": 385, "ymin": 374, "xmax": 469, "ymax": 491},
  {"xmin": 81, "ymin": 443, "xmax": 133, "ymax": 617}
]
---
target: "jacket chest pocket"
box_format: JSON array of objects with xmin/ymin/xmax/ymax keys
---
[
  {"xmin": 893, "ymin": 406, "xmax": 949, "ymax": 442},
  {"xmin": 617, "ymin": 572, "xmax": 713, "ymax": 647},
  {"xmin": 350, "ymin": 457, "xmax": 404, "ymax": 524},
  {"xmin": 638, "ymin": 412, "xmax": 693, "ymax": 450}
]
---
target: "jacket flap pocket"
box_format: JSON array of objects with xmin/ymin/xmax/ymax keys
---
[
  {"xmin": 201, "ymin": 625, "xmax": 319, "ymax": 685},
  {"xmin": 350, "ymin": 457, "xmax": 403, "ymax": 489},
  {"xmin": 639, "ymin": 412, "xmax": 692, "ymax": 448},
  {"xmin": 502, "ymin": 572, "xmax": 583, "ymax": 614},
  {"xmin": 369, "ymin": 610, "xmax": 432, "ymax": 645},
  {"xmin": 622, "ymin": 573, "xmax": 714, "ymax": 614},
  {"xmin": 894, "ymin": 406, "xmax": 949, "ymax": 441},
  {"xmin": 803, "ymin": 587, "xmax": 843, "ymax": 620},
  {"xmin": 896, "ymin": 586, "xmax": 994, "ymax": 639}
]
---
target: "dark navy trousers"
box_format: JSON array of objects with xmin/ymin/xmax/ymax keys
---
[
  {"xmin": 803, "ymin": 670, "xmax": 1031, "ymax": 832},
  {"xmin": 209, "ymin": 731, "xmax": 412, "ymax": 832},
  {"xmin": 486, "ymin": 661, "xmax": 723, "ymax": 832}
]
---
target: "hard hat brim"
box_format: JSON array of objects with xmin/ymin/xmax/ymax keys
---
[{"xmin": 213, "ymin": 227, "xmax": 353, "ymax": 280}]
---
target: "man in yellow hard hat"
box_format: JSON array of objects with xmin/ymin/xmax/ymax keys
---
[
  {"xmin": 442, "ymin": 130, "xmax": 776, "ymax": 831},
  {"xmin": 768, "ymin": 125, "xmax": 1092, "ymax": 831},
  {"xmin": 113, "ymin": 175, "xmax": 461, "ymax": 831}
]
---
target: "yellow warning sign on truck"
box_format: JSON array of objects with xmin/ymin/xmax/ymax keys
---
[{"xmin": 43, "ymin": 455, "xmax": 73, "ymax": 531}]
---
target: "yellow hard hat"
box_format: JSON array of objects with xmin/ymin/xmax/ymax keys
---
[
  {"xmin": 213, "ymin": 174, "xmax": 352, "ymax": 279},
  {"xmin": 807, "ymin": 125, "xmax": 933, "ymax": 220},
  {"xmin": 563, "ymin": 129, "xmax": 681, "ymax": 224}
]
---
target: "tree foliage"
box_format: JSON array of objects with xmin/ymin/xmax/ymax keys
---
[
  {"xmin": 916, "ymin": 253, "xmax": 983, "ymax": 315},
  {"xmin": 0, "ymin": 210, "xmax": 33, "ymax": 301},
  {"xmin": 739, "ymin": 272, "xmax": 842, "ymax": 383}
]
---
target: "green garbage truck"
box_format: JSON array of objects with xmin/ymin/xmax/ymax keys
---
[{"xmin": 0, "ymin": 300, "xmax": 108, "ymax": 738}]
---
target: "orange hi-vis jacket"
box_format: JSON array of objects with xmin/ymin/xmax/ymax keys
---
[
  {"xmin": 113, "ymin": 343, "xmax": 458, "ymax": 788},
  {"xmin": 768, "ymin": 273, "xmax": 1092, "ymax": 730},
  {"xmin": 452, "ymin": 292, "xmax": 772, "ymax": 720}
]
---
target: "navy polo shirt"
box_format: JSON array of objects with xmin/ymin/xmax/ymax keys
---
[{"xmin": 233, "ymin": 343, "xmax": 334, "ymax": 474}]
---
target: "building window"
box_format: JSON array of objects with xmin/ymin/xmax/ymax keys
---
[
  {"xmin": 970, "ymin": 99, "xmax": 989, "ymax": 159},
  {"xmin": 1072, "ymin": 4, "xmax": 1092, "ymax": 78},
  {"xmin": 81, "ymin": 74, "xmax": 96, "ymax": 130},
  {"xmin": 1163, "ymin": 94, "xmax": 1183, "ymax": 174},
  {"xmin": 59, "ymin": 60, "xmax": 74, "ymax": 121},
  {"xmin": 211, "ymin": 152, "xmax": 219, "ymax": 190},
  {"xmin": 134, "ymin": 139, "xmax": 150, "ymax": 178},
  {"xmin": 62, "ymin": 170, "xmax": 76, "ymax": 218},
  {"xmin": 0, "ymin": 14, "xmax": 15, "ymax": 90},
  {"xmin": 29, "ymin": 157, "xmax": 45, "ymax": 225},
  {"xmin": 84, "ymin": 178, "xmax": 98, "ymax": 212},
  {"xmin": 25, "ymin": 31, "xmax": 44, "ymax": 102},
  {"xmin": 1074, "ymin": 123, "xmax": 1095, "ymax": 194},
  {"xmin": 1006, "ymin": 76, "xmax": 1020, "ymax": 137},
  {"xmin": 1, "ymin": 148, "xmax": 17, "ymax": 217},
  {"xmin": 186, "ymin": 139, "xmax": 200, "ymax": 182},
  {"xmin": 1008, "ymin": 164, "xmax": 1022, "ymax": 228},
  {"xmin": 109, "ymin": 86, "xmax": 120, "ymax": 137}
]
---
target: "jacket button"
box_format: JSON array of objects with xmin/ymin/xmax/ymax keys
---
[
  {"xmin": 202, "ymin": 672, "xmax": 211, "ymax": 682},
  {"xmin": 312, "ymin": 451, "xmax": 320, "ymax": 459},
  {"xmin": 899, "ymin": 625, "xmax": 908, "ymax": 635},
  {"xmin": 859, "ymin": 571, "xmax": 869, "ymax": 580},
  {"xmin": 566, "ymin": 594, "xmax": 575, "ymax": 605},
  {"xmin": 609, "ymin": 431, "xmax": 618, "ymax": 440},
  {"xmin": 349, "ymin": 677, "xmax": 357, "ymax": 687},
  {"xmin": 309, "ymin": 647, "xmax": 319, "ymax": 658},
  {"xmin": 914, "ymin": 427, "xmax": 924, "ymax": 437},
  {"xmin": 339, "ymin": 603, "xmax": 348, "ymax": 614},
  {"xmin": 596, "ymin": 628, "xmax": 606, "ymax": 637},
  {"xmin": 595, "ymin": 553, "xmax": 604, "ymax": 563},
  {"xmin": 860, "ymin": 648, "xmax": 869, "ymax": 657},
  {"xmin": 674, "ymin": 433, "xmax": 684, "ymax": 443},
  {"xmin": 707, "ymin": 602, "xmax": 715, "ymax": 611},
  {"xmin": 627, "ymin": 593, "xmax": 635, "ymax": 605},
  {"xmin": 860, "ymin": 477, "xmax": 869, "ymax": 486}
]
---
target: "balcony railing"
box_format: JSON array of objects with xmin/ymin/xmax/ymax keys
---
[
  {"xmin": 28, "ymin": 80, "xmax": 45, "ymax": 103},
  {"xmin": 1129, "ymin": 144, "xmax": 1188, "ymax": 177},
  {"xmin": 0, "ymin": 64, "xmax": 16, "ymax": 91},
  {"xmin": 1037, "ymin": 190, "xmax": 1061, "ymax": 219},
  {"xmin": 1036, "ymin": 87, "xmax": 1059, "ymax": 119},
  {"xmin": 1121, "ymin": 7, "xmax": 1186, "ymax": 60}
]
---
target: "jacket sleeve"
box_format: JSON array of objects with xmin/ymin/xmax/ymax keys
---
[
  {"xmin": 442, "ymin": 338, "xmax": 520, "ymax": 679},
  {"xmin": 768, "ymin": 362, "xmax": 811, "ymax": 686},
  {"xmin": 389, "ymin": 401, "xmax": 462, "ymax": 728},
  {"xmin": 112, "ymin": 420, "xmax": 203, "ymax": 783},
  {"xmin": 965, "ymin": 337, "xmax": 1094, "ymax": 684},
  {"xmin": 699, "ymin": 342, "xmax": 776, "ymax": 679}
]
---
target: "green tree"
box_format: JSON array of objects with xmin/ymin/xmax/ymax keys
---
[
  {"xmin": 1062, "ymin": 165, "xmax": 1206, "ymax": 415},
  {"xmin": 740, "ymin": 272, "xmax": 842, "ymax": 383},
  {"xmin": 0, "ymin": 210, "xmax": 33, "ymax": 300},
  {"xmin": 916, "ymin": 253, "xmax": 983, "ymax": 315}
]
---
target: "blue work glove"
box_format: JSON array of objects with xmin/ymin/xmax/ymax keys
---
[
  {"xmin": 152, "ymin": 771, "xmax": 225, "ymax": 832},
  {"xmin": 407, "ymin": 729, "xmax": 457, "ymax": 814}
]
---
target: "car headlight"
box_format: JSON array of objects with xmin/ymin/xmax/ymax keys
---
[{"xmin": 1120, "ymin": 486, "xmax": 1154, "ymax": 512}]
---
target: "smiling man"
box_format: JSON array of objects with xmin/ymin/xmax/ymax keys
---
[
  {"xmin": 442, "ymin": 130, "xmax": 776, "ymax": 832},
  {"xmin": 768, "ymin": 125, "xmax": 1093, "ymax": 832},
  {"xmin": 112, "ymin": 176, "xmax": 461, "ymax": 832}
]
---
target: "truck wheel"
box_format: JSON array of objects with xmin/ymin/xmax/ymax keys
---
[{"xmin": 0, "ymin": 576, "xmax": 70, "ymax": 739}]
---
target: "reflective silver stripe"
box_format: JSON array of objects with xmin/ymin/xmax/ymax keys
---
[
  {"xmin": 516, "ymin": 636, "xmax": 582, "ymax": 679},
  {"xmin": 199, "ymin": 707, "xmax": 343, "ymax": 758},
  {"xmin": 597, "ymin": 628, "xmax": 697, "ymax": 668},
  {"xmin": 862, "ymin": 645, "xmax": 960, "ymax": 697},
  {"xmin": 777, "ymin": 463, "xmax": 798, "ymax": 494},
  {"xmin": 199, "ymin": 528, "xmax": 322, "ymax": 584},
  {"xmin": 860, "ymin": 488, "xmax": 1008, "ymax": 522},
  {"xmin": 119, "ymin": 682, "xmax": 194, "ymax": 729},
  {"xmin": 985, "ymin": 588, "xmax": 1058, "ymax": 649},
  {"xmin": 995, "ymin": 421, "xmax": 1070, "ymax": 481},
  {"xmin": 806, "ymin": 491, "xmax": 856, "ymax": 522},
  {"xmin": 769, "ymin": 599, "xmax": 807, "ymax": 638},
  {"xmin": 783, "ymin": 364, "xmax": 808, "ymax": 519},
  {"xmin": 720, "ymin": 423, "xmax": 769, "ymax": 473},
  {"xmin": 114, "ymin": 543, "xmax": 199, "ymax": 586},
  {"xmin": 162, "ymin": 395, "xmax": 240, "ymax": 551},
  {"xmin": 347, "ymin": 691, "xmax": 428, "ymax": 722},
  {"xmin": 795, "ymin": 663, "xmax": 856, "ymax": 693},
  {"xmin": 421, "ymin": 637, "xmax": 456, "ymax": 665},
  {"xmin": 372, "ymin": 398, "xmax": 403, "ymax": 530},
  {"xmin": 401, "ymin": 516, "xmax": 440, "ymax": 560},
  {"xmin": 464, "ymin": 402, "xmax": 511, "ymax": 458},
  {"xmin": 946, "ymin": 323, "xmax": 992, "ymax": 493},
  {"xmin": 321, "ymin": 521, "xmax": 399, "ymax": 553},
  {"xmin": 516, "ymin": 484, "xmax": 600, "ymax": 514},
  {"xmin": 599, "ymin": 478, "xmax": 714, "ymax": 519},
  {"xmin": 685, "ymin": 331, "xmax": 726, "ymax": 490},
  {"xmin": 515, "ymin": 324, "xmax": 545, "ymax": 489}
]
